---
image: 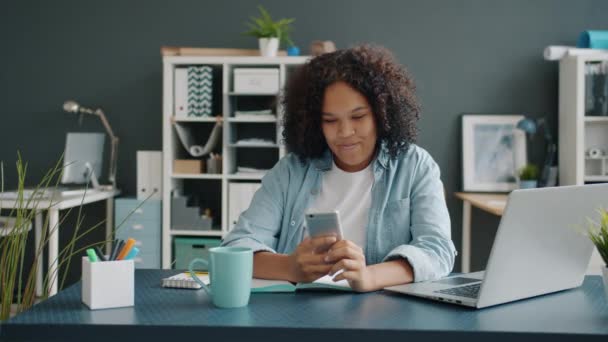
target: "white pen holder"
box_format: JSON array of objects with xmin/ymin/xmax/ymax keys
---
[{"xmin": 82, "ymin": 257, "xmax": 134, "ymax": 310}]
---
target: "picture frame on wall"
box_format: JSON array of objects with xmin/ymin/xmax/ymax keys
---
[{"xmin": 462, "ymin": 115, "xmax": 527, "ymax": 192}]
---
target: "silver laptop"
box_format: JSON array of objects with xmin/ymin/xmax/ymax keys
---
[{"xmin": 385, "ymin": 184, "xmax": 607, "ymax": 309}]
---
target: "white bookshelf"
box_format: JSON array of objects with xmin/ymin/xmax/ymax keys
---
[
  {"xmin": 161, "ymin": 55, "xmax": 309, "ymax": 268},
  {"xmin": 558, "ymin": 54, "xmax": 608, "ymax": 275},
  {"xmin": 559, "ymin": 54, "xmax": 608, "ymax": 185}
]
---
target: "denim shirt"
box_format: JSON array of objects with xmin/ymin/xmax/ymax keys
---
[{"xmin": 221, "ymin": 144, "xmax": 456, "ymax": 282}]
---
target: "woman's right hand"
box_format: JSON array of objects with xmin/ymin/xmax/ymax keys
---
[{"xmin": 287, "ymin": 236, "xmax": 337, "ymax": 283}]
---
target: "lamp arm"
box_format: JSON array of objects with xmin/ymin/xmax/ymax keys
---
[{"xmin": 94, "ymin": 108, "xmax": 118, "ymax": 188}]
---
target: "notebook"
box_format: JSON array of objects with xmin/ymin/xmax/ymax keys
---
[
  {"xmin": 161, "ymin": 272, "xmax": 209, "ymax": 289},
  {"xmin": 161, "ymin": 272, "xmax": 352, "ymax": 292}
]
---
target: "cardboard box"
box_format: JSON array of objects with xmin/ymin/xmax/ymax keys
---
[{"xmin": 173, "ymin": 159, "xmax": 205, "ymax": 174}]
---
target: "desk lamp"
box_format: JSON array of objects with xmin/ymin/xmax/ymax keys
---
[
  {"xmin": 63, "ymin": 100, "xmax": 119, "ymax": 189},
  {"xmin": 516, "ymin": 117, "xmax": 557, "ymax": 187}
]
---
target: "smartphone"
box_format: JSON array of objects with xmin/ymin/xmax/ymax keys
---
[{"xmin": 304, "ymin": 210, "xmax": 343, "ymax": 240}]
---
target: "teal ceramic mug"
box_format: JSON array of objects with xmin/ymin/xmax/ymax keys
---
[{"xmin": 188, "ymin": 246, "xmax": 253, "ymax": 308}]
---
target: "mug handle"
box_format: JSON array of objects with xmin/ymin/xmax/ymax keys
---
[{"xmin": 188, "ymin": 258, "xmax": 212, "ymax": 295}]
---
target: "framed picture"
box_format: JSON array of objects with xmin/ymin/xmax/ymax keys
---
[{"xmin": 462, "ymin": 115, "xmax": 527, "ymax": 192}]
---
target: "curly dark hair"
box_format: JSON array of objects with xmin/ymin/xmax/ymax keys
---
[{"xmin": 282, "ymin": 44, "xmax": 420, "ymax": 161}]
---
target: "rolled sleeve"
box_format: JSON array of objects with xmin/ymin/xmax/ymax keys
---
[
  {"xmin": 222, "ymin": 236, "xmax": 277, "ymax": 254},
  {"xmin": 384, "ymin": 151, "xmax": 456, "ymax": 282}
]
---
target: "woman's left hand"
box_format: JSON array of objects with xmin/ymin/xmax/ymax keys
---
[{"xmin": 325, "ymin": 240, "xmax": 376, "ymax": 292}]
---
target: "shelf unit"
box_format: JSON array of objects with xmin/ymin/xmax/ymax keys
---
[
  {"xmin": 558, "ymin": 54, "xmax": 607, "ymax": 274},
  {"xmin": 559, "ymin": 54, "xmax": 608, "ymax": 185},
  {"xmin": 162, "ymin": 56, "xmax": 309, "ymax": 268}
]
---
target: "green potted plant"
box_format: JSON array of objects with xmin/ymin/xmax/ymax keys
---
[
  {"xmin": 0, "ymin": 154, "xmax": 145, "ymax": 320},
  {"xmin": 244, "ymin": 5, "xmax": 295, "ymax": 57},
  {"xmin": 518, "ymin": 164, "xmax": 539, "ymax": 189},
  {"xmin": 586, "ymin": 208, "xmax": 608, "ymax": 298}
]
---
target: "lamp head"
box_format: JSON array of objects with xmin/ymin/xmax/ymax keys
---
[
  {"xmin": 63, "ymin": 100, "xmax": 80, "ymax": 113},
  {"xmin": 516, "ymin": 118, "xmax": 537, "ymax": 135}
]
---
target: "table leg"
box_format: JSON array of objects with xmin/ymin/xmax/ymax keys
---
[
  {"xmin": 106, "ymin": 198, "xmax": 113, "ymax": 255},
  {"xmin": 35, "ymin": 211, "xmax": 43, "ymax": 297},
  {"xmin": 461, "ymin": 201, "xmax": 471, "ymax": 273},
  {"xmin": 48, "ymin": 209, "xmax": 59, "ymax": 296}
]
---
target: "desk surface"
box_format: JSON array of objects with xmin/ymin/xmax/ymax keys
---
[
  {"xmin": 1, "ymin": 270, "xmax": 607, "ymax": 342},
  {"xmin": 0, "ymin": 189, "xmax": 119, "ymax": 210},
  {"xmin": 455, "ymin": 192, "xmax": 508, "ymax": 216}
]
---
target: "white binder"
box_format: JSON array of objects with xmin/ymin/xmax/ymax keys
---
[{"xmin": 137, "ymin": 151, "xmax": 162, "ymax": 200}]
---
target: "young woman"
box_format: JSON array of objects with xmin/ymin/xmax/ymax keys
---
[{"xmin": 222, "ymin": 44, "xmax": 456, "ymax": 292}]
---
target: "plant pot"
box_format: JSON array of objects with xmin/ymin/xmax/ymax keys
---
[
  {"xmin": 519, "ymin": 180, "xmax": 537, "ymax": 189},
  {"xmin": 603, "ymin": 266, "xmax": 608, "ymax": 299},
  {"xmin": 259, "ymin": 38, "xmax": 279, "ymax": 57}
]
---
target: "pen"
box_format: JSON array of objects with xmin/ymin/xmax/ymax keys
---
[
  {"xmin": 94, "ymin": 246, "xmax": 107, "ymax": 261},
  {"xmin": 116, "ymin": 238, "xmax": 136, "ymax": 260},
  {"xmin": 110, "ymin": 239, "xmax": 124, "ymax": 261},
  {"xmin": 86, "ymin": 248, "xmax": 99, "ymax": 262},
  {"xmin": 124, "ymin": 247, "xmax": 140, "ymax": 260}
]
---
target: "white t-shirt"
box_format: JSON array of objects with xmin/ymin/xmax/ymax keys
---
[{"xmin": 307, "ymin": 160, "xmax": 374, "ymax": 248}]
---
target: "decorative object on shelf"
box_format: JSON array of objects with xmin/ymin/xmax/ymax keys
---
[
  {"xmin": 310, "ymin": 40, "xmax": 337, "ymax": 56},
  {"xmin": 287, "ymin": 45, "xmax": 300, "ymax": 56},
  {"xmin": 584, "ymin": 208, "xmax": 608, "ymax": 298},
  {"xmin": 187, "ymin": 66, "xmax": 213, "ymax": 117},
  {"xmin": 577, "ymin": 30, "xmax": 608, "ymax": 50},
  {"xmin": 243, "ymin": 5, "xmax": 295, "ymax": 57},
  {"xmin": 173, "ymin": 119, "xmax": 222, "ymax": 157},
  {"xmin": 516, "ymin": 116, "xmax": 558, "ymax": 187},
  {"xmin": 462, "ymin": 115, "xmax": 527, "ymax": 192},
  {"xmin": 586, "ymin": 147, "xmax": 606, "ymax": 159},
  {"xmin": 206, "ymin": 153, "xmax": 222, "ymax": 174},
  {"xmin": 63, "ymin": 100, "xmax": 119, "ymax": 189},
  {"xmin": 171, "ymin": 196, "xmax": 212, "ymax": 231},
  {"xmin": 517, "ymin": 164, "xmax": 539, "ymax": 189}
]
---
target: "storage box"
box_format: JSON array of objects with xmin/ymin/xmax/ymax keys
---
[
  {"xmin": 81, "ymin": 257, "xmax": 134, "ymax": 310},
  {"xmin": 174, "ymin": 237, "xmax": 222, "ymax": 270},
  {"xmin": 173, "ymin": 159, "xmax": 205, "ymax": 174},
  {"xmin": 171, "ymin": 196, "xmax": 213, "ymax": 231},
  {"xmin": 233, "ymin": 68, "xmax": 279, "ymax": 94}
]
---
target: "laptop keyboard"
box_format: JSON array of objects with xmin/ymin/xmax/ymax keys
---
[{"xmin": 435, "ymin": 283, "xmax": 481, "ymax": 299}]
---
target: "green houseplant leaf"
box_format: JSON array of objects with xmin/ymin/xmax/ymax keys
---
[{"xmin": 587, "ymin": 208, "xmax": 608, "ymax": 267}]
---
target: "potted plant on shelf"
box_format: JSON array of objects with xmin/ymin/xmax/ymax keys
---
[
  {"xmin": 244, "ymin": 5, "xmax": 295, "ymax": 57},
  {"xmin": 586, "ymin": 208, "xmax": 608, "ymax": 298},
  {"xmin": 518, "ymin": 164, "xmax": 539, "ymax": 189}
]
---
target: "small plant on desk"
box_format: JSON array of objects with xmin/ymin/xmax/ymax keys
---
[
  {"xmin": 517, "ymin": 164, "xmax": 539, "ymax": 189},
  {"xmin": 0, "ymin": 153, "xmax": 150, "ymax": 320},
  {"xmin": 586, "ymin": 208, "xmax": 608, "ymax": 298}
]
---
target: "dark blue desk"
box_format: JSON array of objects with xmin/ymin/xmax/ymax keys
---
[{"xmin": 1, "ymin": 270, "xmax": 607, "ymax": 341}]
